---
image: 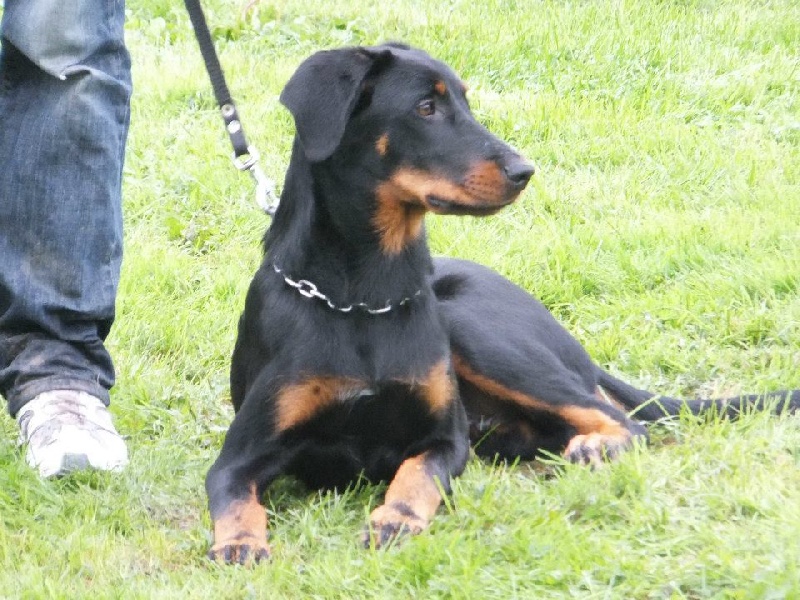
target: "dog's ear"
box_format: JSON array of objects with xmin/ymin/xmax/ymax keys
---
[{"xmin": 280, "ymin": 47, "xmax": 392, "ymax": 162}]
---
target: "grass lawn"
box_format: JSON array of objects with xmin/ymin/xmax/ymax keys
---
[{"xmin": 1, "ymin": 0, "xmax": 799, "ymax": 597}]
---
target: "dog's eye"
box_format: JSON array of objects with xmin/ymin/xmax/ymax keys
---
[{"xmin": 416, "ymin": 99, "xmax": 436, "ymax": 117}]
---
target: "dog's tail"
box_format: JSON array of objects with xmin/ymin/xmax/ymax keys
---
[{"xmin": 597, "ymin": 371, "xmax": 800, "ymax": 422}]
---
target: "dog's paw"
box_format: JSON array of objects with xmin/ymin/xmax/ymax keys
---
[
  {"xmin": 563, "ymin": 432, "xmax": 631, "ymax": 466},
  {"xmin": 362, "ymin": 502, "xmax": 429, "ymax": 549},
  {"xmin": 207, "ymin": 535, "xmax": 271, "ymax": 565}
]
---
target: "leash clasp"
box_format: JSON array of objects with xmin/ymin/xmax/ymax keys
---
[{"xmin": 233, "ymin": 146, "xmax": 279, "ymax": 216}]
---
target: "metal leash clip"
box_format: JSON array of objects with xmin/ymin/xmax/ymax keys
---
[{"xmin": 233, "ymin": 146, "xmax": 279, "ymax": 216}]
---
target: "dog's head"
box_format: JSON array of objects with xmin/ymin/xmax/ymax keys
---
[{"xmin": 280, "ymin": 43, "xmax": 534, "ymax": 254}]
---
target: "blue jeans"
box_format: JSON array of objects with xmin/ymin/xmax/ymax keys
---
[{"xmin": 0, "ymin": 0, "xmax": 131, "ymax": 416}]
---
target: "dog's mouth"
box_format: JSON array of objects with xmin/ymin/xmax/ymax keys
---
[
  {"xmin": 373, "ymin": 164, "xmax": 530, "ymax": 254},
  {"xmin": 424, "ymin": 194, "xmax": 516, "ymax": 216},
  {"xmin": 377, "ymin": 163, "xmax": 529, "ymax": 217},
  {"xmin": 421, "ymin": 158, "xmax": 533, "ymax": 216}
]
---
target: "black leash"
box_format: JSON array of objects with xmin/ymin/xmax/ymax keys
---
[{"xmin": 183, "ymin": 0, "xmax": 279, "ymax": 215}]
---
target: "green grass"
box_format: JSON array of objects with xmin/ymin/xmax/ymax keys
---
[{"xmin": 2, "ymin": 0, "xmax": 800, "ymax": 597}]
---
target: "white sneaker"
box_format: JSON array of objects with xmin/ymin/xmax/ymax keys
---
[{"xmin": 16, "ymin": 390, "xmax": 128, "ymax": 478}]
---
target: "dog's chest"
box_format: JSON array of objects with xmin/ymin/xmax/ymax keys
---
[{"xmin": 284, "ymin": 377, "xmax": 446, "ymax": 488}]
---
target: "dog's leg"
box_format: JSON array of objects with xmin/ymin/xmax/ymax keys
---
[
  {"xmin": 434, "ymin": 258, "xmax": 648, "ymax": 465},
  {"xmin": 207, "ymin": 480, "xmax": 270, "ymax": 564},
  {"xmin": 206, "ymin": 397, "xmax": 294, "ymax": 564},
  {"xmin": 364, "ymin": 443, "xmax": 461, "ymax": 549},
  {"xmin": 453, "ymin": 354, "xmax": 647, "ymax": 467},
  {"xmin": 363, "ymin": 362, "xmax": 469, "ymax": 548},
  {"xmin": 558, "ymin": 402, "xmax": 646, "ymax": 466}
]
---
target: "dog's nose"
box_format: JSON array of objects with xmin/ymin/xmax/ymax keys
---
[{"xmin": 504, "ymin": 160, "xmax": 535, "ymax": 189}]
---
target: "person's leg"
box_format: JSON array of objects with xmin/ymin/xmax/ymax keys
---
[{"xmin": 0, "ymin": 0, "xmax": 131, "ymax": 476}]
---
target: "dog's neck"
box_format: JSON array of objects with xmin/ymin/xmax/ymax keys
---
[{"xmin": 263, "ymin": 141, "xmax": 433, "ymax": 310}]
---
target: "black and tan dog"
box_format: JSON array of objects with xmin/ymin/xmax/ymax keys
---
[{"xmin": 206, "ymin": 43, "xmax": 799, "ymax": 563}]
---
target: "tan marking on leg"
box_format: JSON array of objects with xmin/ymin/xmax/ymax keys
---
[
  {"xmin": 453, "ymin": 355, "xmax": 633, "ymax": 443},
  {"xmin": 557, "ymin": 404, "xmax": 637, "ymax": 465},
  {"xmin": 209, "ymin": 483, "xmax": 270, "ymax": 564},
  {"xmin": 276, "ymin": 376, "xmax": 366, "ymax": 431},
  {"xmin": 558, "ymin": 405, "xmax": 631, "ymax": 439},
  {"xmin": 366, "ymin": 452, "xmax": 443, "ymax": 547},
  {"xmin": 384, "ymin": 453, "xmax": 443, "ymax": 521}
]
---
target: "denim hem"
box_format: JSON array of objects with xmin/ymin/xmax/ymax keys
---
[{"xmin": 7, "ymin": 377, "xmax": 111, "ymax": 417}]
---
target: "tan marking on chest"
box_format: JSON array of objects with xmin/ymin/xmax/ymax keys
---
[{"xmin": 276, "ymin": 376, "xmax": 368, "ymax": 431}]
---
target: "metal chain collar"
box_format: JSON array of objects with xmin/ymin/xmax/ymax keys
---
[{"xmin": 272, "ymin": 264, "xmax": 423, "ymax": 315}]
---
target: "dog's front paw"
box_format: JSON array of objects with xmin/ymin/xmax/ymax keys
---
[
  {"xmin": 563, "ymin": 432, "xmax": 632, "ymax": 466},
  {"xmin": 208, "ymin": 534, "xmax": 271, "ymax": 565},
  {"xmin": 363, "ymin": 502, "xmax": 429, "ymax": 549}
]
